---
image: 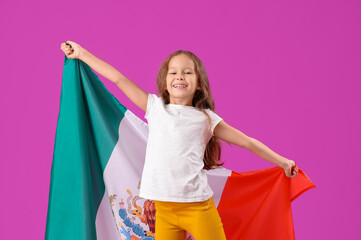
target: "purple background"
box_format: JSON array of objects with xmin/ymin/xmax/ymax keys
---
[{"xmin": 1, "ymin": 0, "xmax": 360, "ymax": 239}]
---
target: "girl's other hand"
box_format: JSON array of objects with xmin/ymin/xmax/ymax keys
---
[
  {"xmin": 282, "ymin": 159, "xmax": 299, "ymax": 178},
  {"xmin": 60, "ymin": 40, "xmax": 84, "ymax": 59}
]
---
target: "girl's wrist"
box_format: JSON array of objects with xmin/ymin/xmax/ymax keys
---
[
  {"xmin": 280, "ymin": 158, "xmax": 291, "ymax": 169},
  {"xmin": 79, "ymin": 48, "xmax": 88, "ymax": 61}
]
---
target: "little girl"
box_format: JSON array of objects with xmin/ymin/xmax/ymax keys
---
[{"xmin": 61, "ymin": 40, "xmax": 299, "ymax": 240}]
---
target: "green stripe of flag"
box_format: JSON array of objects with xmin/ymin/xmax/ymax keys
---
[{"xmin": 45, "ymin": 55, "xmax": 127, "ymax": 239}]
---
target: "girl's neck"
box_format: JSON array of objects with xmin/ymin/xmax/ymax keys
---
[{"xmin": 169, "ymin": 97, "xmax": 193, "ymax": 106}]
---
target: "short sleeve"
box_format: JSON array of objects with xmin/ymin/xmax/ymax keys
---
[
  {"xmin": 206, "ymin": 109, "xmax": 223, "ymax": 135},
  {"xmin": 144, "ymin": 93, "xmax": 157, "ymax": 119}
]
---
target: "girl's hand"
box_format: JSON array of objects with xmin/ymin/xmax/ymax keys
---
[
  {"xmin": 282, "ymin": 159, "xmax": 299, "ymax": 178},
  {"xmin": 60, "ymin": 40, "xmax": 84, "ymax": 59}
]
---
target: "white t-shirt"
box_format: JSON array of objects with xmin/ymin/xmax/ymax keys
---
[{"xmin": 138, "ymin": 93, "xmax": 223, "ymax": 202}]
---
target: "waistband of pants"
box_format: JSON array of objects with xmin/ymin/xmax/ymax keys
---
[{"xmin": 154, "ymin": 197, "xmax": 213, "ymax": 207}]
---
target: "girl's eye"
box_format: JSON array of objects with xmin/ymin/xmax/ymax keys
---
[{"xmin": 169, "ymin": 72, "xmax": 192, "ymax": 74}]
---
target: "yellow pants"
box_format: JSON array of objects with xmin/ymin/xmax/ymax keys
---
[{"xmin": 154, "ymin": 197, "xmax": 227, "ymax": 240}]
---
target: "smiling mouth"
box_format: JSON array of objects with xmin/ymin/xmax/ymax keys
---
[{"xmin": 173, "ymin": 84, "xmax": 187, "ymax": 88}]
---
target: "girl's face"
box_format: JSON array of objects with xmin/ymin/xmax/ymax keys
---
[{"xmin": 165, "ymin": 54, "xmax": 201, "ymax": 106}]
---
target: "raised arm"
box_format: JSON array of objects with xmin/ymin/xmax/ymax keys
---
[
  {"xmin": 78, "ymin": 46, "xmax": 148, "ymax": 112},
  {"xmin": 213, "ymin": 120, "xmax": 299, "ymax": 178},
  {"xmin": 213, "ymin": 120, "xmax": 252, "ymax": 149}
]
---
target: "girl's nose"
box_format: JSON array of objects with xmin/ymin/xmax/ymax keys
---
[{"xmin": 176, "ymin": 74, "xmax": 185, "ymax": 80}]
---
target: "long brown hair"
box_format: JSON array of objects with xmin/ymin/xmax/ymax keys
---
[{"xmin": 156, "ymin": 50, "xmax": 224, "ymax": 170}]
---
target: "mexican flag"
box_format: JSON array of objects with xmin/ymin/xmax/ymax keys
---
[{"xmin": 45, "ymin": 55, "xmax": 316, "ymax": 240}]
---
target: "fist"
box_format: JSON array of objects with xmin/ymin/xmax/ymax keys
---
[
  {"xmin": 60, "ymin": 40, "xmax": 83, "ymax": 59},
  {"xmin": 283, "ymin": 159, "xmax": 299, "ymax": 178}
]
